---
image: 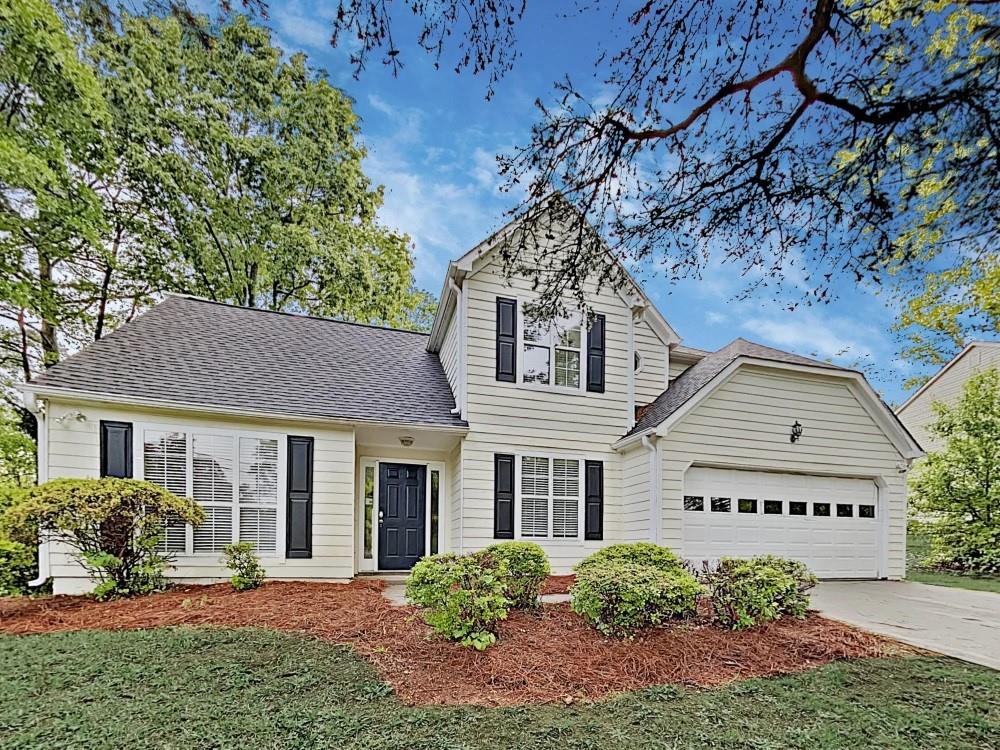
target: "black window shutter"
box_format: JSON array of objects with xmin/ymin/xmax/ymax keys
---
[
  {"xmin": 587, "ymin": 314, "xmax": 606, "ymax": 393},
  {"xmin": 100, "ymin": 421, "xmax": 133, "ymax": 478},
  {"xmin": 496, "ymin": 297, "xmax": 517, "ymax": 382},
  {"xmin": 286, "ymin": 436, "xmax": 314, "ymax": 559},
  {"xmin": 494, "ymin": 453, "xmax": 515, "ymax": 539},
  {"xmin": 584, "ymin": 460, "xmax": 604, "ymax": 540}
]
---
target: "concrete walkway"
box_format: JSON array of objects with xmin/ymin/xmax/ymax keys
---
[{"xmin": 811, "ymin": 581, "xmax": 1000, "ymax": 670}]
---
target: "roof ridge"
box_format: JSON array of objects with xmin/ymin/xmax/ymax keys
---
[{"xmin": 162, "ymin": 294, "xmax": 430, "ymax": 337}]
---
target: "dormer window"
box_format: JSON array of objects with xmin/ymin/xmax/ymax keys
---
[{"xmin": 522, "ymin": 315, "xmax": 584, "ymax": 389}]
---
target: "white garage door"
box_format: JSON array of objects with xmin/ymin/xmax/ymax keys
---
[{"xmin": 682, "ymin": 467, "xmax": 880, "ymax": 578}]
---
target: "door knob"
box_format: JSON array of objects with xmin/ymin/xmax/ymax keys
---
[{"xmin": 378, "ymin": 509, "xmax": 384, "ymax": 526}]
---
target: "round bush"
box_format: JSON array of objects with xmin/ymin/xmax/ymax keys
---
[
  {"xmin": 406, "ymin": 552, "xmax": 509, "ymax": 650},
  {"xmin": 570, "ymin": 561, "xmax": 701, "ymax": 637},
  {"xmin": 706, "ymin": 556, "xmax": 817, "ymax": 630},
  {"xmin": 0, "ymin": 537, "xmax": 35, "ymax": 596},
  {"xmin": 482, "ymin": 541, "xmax": 551, "ymax": 609},
  {"xmin": 574, "ymin": 542, "xmax": 684, "ymax": 576}
]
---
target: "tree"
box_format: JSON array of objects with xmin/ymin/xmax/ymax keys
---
[
  {"xmin": 0, "ymin": 406, "xmax": 34, "ymax": 488},
  {"xmin": 330, "ymin": 1, "xmax": 999, "ymax": 327},
  {"xmin": 909, "ymin": 367, "xmax": 1000, "ymax": 574}
]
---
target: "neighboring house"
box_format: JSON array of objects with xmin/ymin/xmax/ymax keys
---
[
  {"xmin": 896, "ymin": 341, "xmax": 1000, "ymax": 452},
  {"xmin": 22, "ymin": 212, "xmax": 923, "ymax": 594}
]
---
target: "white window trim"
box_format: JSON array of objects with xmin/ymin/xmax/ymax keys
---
[
  {"xmin": 134, "ymin": 422, "xmax": 287, "ymax": 559},
  {"xmin": 515, "ymin": 298, "xmax": 589, "ymax": 395},
  {"xmin": 356, "ymin": 457, "xmax": 447, "ymax": 573},
  {"xmin": 513, "ymin": 452, "xmax": 586, "ymax": 541}
]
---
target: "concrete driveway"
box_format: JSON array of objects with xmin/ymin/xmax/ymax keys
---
[{"xmin": 811, "ymin": 581, "xmax": 1000, "ymax": 670}]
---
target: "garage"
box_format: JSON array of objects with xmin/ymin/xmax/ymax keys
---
[{"xmin": 681, "ymin": 467, "xmax": 882, "ymax": 578}]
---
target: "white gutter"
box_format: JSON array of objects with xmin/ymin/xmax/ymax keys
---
[
  {"xmin": 642, "ymin": 434, "xmax": 661, "ymax": 544},
  {"xmin": 447, "ymin": 277, "xmax": 465, "ymax": 419},
  {"xmin": 27, "ymin": 396, "xmax": 49, "ymax": 587},
  {"xmin": 627, "ymin": 310, "xmax": 636, "ymax": 428}
]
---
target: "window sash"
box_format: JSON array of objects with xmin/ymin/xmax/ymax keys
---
[
  {"xmin": 140, "ymin": 425, "xmax": 283, "ymax": 556},
  {"xmin": 518, "ymin": 455, "xmax": 582, "ymax": 539},
  {"xmin": 518, "ymin": 305, "xmax": 585, "ymax": 390}
]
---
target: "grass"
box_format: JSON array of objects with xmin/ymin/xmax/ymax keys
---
[
  {"xmin": 907, "ymin": 530, "xmax": 1000, "ymax": 594},
  {"xmin": 2, "ymin": 627, "xmax": 999, "ymax": 750}
]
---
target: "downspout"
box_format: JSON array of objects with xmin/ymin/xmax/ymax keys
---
[
  {"xmin": 641, "ymin": 434, "xmax": 661, "ymax": 544},
  {"xmin": 447, "ymin": 277, "xmax": 464, "ymax": 419},
  {"xmin": 28, "ymin": 396, "xmax": 50, "ymax": 587}
]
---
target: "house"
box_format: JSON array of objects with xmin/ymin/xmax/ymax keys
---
[
  {"xmin": 21, "ymin": 213, "xmax": 923, "ymax": 594},
  {"xmin": 896, "ymin": 341, "xmax": 1000, "ymax": 452}
]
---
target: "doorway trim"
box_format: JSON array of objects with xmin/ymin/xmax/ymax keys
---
[{"xmin": 356, "ymin": 456, "xmax": 447, "ymax": 573}]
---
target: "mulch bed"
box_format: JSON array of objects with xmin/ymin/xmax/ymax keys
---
[
  {"xmin": 0, "ymin": 580, "xmax": 894, "ymax": 707},
  {"xmin": 541, "ymin": 574, "xmax": 575, "ymax": 595}
]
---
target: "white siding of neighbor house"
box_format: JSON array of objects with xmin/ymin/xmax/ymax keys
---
[
  {"xmin": 458, "ymin": 248, "xmax": 632, "ymax": 572},
  {"xmin": 897, "ymin": 344, "xmax": 1000, "ymax": 452},
  {"xmin": 657, "ymin": 365, "xmax": 909, "ymax": 578},
  {"xmin": 43, "ymin": 398, "xmax": 356, "ymax": 594},
  {"xmin": 440, "ymin": 307, "xmax": 461, "ymax": 402},
  {"xmin": 634, "ymin": 319, "xmax": 668, "ymax": 407},
  {"xmin": 621, "ymin": 443, "xmax": 651, "ymax": 541}
]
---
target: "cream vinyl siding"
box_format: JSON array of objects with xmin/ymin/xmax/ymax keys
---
[
  {"xmin": 669, "ymin": 359, "xmax": 692, "ymax": 381},
  {"xmin": 621, "ymin": 443, "xmax": 651, "ymax": 541},
  {"xmin": 440, "ymin": 308, "xmax": 461, "ymax": 401},
  {"xmin": 634, "ymin": 319, "xmax": 668, "ymax": 406},
  {"xmin": 460, "ymin": 252, "xmax": 629, "ymax": 572},
  {"xmin": 658, "ymin": 365, "xmax": 909, "ymax": 578},
  {"xmin": 44, "ymin": 398, "xmax": 356, "ymax": 594},
  {"xmin": 897, "ymin": 344, "xmax": 1000, "ymax": 451},
  {"xmin": 448, "ymin": 440, "xmax": 463, "ymax": 555}
]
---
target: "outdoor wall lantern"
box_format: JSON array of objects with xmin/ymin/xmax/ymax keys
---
[{"xmin": 790, "ymin": 421, "xmax": 804, "ymax": 443}]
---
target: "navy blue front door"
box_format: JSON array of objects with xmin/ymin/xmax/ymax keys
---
[{"xmin": 378, "ymin": 463, "xmax": 426, "ymax": 570}]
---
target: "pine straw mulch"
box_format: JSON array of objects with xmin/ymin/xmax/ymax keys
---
[{"xmin": 0, "ymin": 580, "xmax": 896, "ymax": 707}]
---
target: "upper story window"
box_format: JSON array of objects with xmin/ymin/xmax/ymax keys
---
[{"xmin": 522, "ymin": 314, "xmax": 585, "ymax": 389}]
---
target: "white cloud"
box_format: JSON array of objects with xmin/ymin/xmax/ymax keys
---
[{"xmin": 705, "ymin": 311, "xmax": 727, "ymax": 325}]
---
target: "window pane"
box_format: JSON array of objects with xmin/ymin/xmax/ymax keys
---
[
  {"xmin": 859, "ymin": 504, "xmax": 876, "ymax": 518},
  {"xmin": 738, "ymin": 498, "xmax": 758, "ymax": 514},
  {"xmin": 836, "ymin": 503, "xmax": 853, "ymax": 518},
  {"xmin": 238, "ymin": 438, "xmax": 278, "ymax": 506},
  {"xmin": 520, "ymin": 456, "xmax": 549, "ymax": 537},
  {"xmin": 239, "ymin": 507, "xmax": 277, "ymax": 553},
  {"xmin": 789, "ymin": 501, "xmax": 807, "ymax": 516},
  {"xmin": 156, "ymin": 515, "xmax": 187, "ymax": 554},
  {"xmin": 522, "ymin": 344, "xmax": 550, "ymax": 384},
  {"xmin": 763, "ymin": 500, "xmax": 783, "ymax": 515},
  {"xmin": 523, "ymin": 319, "xmax": 549, "ymax": 344},
  {"xmin": 192, "ymin": 434, "xmax": 234, "ymax": 505},
  {"xmin": 552, "ymin": 459, "xmax": 579, "ymax": 538},
  {"xmin": 143, "ymin": 430, "xmax": 187, "ymax": 497},
  {"xmin": 554, "ymin": 349, "xmax": 581, "ymax": 388},
  {"xmin": 430, "ymin": 469, "xmax": 440, "ymax": 554},
  {"xmin": 557, "ymin": 325, "xmax": 581, "ymax": 348},
  {"xmin": 711, "ymin": 497, "xmax": 731, "ymax": 513},
  {"xmin": 813, "ymin": 502, "xmax": 831, "ymax": 517},
  {"xmin": 363, "ymin": 466, "xmax": 375, "ymax": 559},
  {"xmin": 684, "ymin": 495, "xmax": 704, "ymax": 511},
  {"xmin": 194, "ymin": 505, "xmax": 233, "ymax": 553}
]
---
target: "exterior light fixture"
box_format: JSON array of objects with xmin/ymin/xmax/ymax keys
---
[
  {"xmin": 399, "ymin": 436, "xmax": 414, "ymax": 447},
  {"xmin": 790, "ymin": 421, "xmax": 803, "ymax": 443}
]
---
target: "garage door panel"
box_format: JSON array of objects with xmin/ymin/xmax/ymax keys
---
[{"xmin": 682, "ymin": 467, "xmax": 879, "ymax": 578}]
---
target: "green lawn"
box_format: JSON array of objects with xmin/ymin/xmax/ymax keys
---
[
  {"xmin": 2, "ymin": 627, "xmax": 998, "ymax": 750},
  {"xmin": 907, "ymin": 531, "xmax": 1000, "ymax": 593}
]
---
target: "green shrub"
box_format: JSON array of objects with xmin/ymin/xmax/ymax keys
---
[
  {"xmin": 223, "ymin": 542, "xmax": 266, "ymax": 591},
  {"xmin": 705, "ymin": 556, "xmax": 817, "ymax": 630},
  {"xmin": 0, "ymin": 537, "xmax": 34, "ymax": 596},
  {"xmin": 2, "ymin": 478, "xmax": 203, "ymax": 600},
  {"xmin": 574, "ymin": 542, "xmax": 685, "ymax": 576},
  {"xmin": 482, "ymin": 541, "xmax": 550, "ymax": 608},
  {"xmin": 570, "ymin": 561, "xmax": 700, "ymax": 637},
  {"xmin": 406, "ymin": 552, "xmax": 509, "ymax": 650}
]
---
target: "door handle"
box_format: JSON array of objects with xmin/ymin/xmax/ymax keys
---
[{"xmin": 378, "ymin": 509, "xmax": 384, "ymax": 526}]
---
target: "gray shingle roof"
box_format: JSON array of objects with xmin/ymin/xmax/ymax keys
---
[
  {"xmin": 627, "ymin": 338, "xmax": 846, "ymax": 437},
  {"xmin": 30, "ymin": 296, "xmax": 466, "ymax": 429}
]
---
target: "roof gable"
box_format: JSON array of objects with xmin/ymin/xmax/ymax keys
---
[
  {"xmin": 26, "ymin": 296, "xmax": 466, "ymax": 429},
  {"xmin": 896, "ymin": 341, "xmax": 1000, "ymax": 415}
]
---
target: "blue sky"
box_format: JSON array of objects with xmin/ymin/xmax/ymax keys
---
[{"xmin": 260, "ymin": 0, "xmax": 922, "ymax": 404}]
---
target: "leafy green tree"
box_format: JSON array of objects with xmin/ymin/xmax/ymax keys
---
[
  {"xmin": 910, "ymin": 368, "xmax": 1000, "ymax": 574},
  {"xmin": 0, "ymin": 407, "xmax": 34, "ymax": 488}
]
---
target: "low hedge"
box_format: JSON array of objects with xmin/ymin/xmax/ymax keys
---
[
  {"xmin": 573, "ymin": 542, "xmax": 685, "ymax": 576},
  {"xmin": 406, "ymin": 552, "xmax": 510, "ymax": 650},
  {"xmin": 0, "ymin": 537, "xmax": 34, "ymax": 596},
  {"xmin": 706, "ymin": 555, "xmax": 817, "ymax": 630},
  {"xmin": 483, "ymin": 541, "xmax": 550, "ymax": 609},
  {"xmin": 570, "ymin": 561, "xmax": 701, "ymax": 637}
]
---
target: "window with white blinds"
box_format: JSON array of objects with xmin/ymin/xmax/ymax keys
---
[
  {"xmin": 519, "ymin": 455, "xmax": 582, "ymax": 539},
  {"xmin": 141, "ymin": 426, "xmax": 282, "ymax": 556}
]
